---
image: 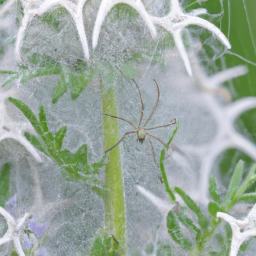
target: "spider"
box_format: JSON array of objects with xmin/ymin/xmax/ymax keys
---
[{"xmin": 103, "ymin": 79, "xmax": 176, "ymax": 165}]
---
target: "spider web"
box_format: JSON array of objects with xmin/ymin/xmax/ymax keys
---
[{"xmin": 0, "ymin": 0, "xmax": 256, "ymax": 255}]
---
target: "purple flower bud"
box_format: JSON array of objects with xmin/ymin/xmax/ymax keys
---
[
  {"xmin": 29, "ymin": 218, "xmax": 47, "ymax": 237},
  {"xmin": 35, "ymin": 247, "xmax": 51, "ymax": 256},
  {"xmin": 5, "ymin": 194, "xmax": 16, "ymax": 217}
]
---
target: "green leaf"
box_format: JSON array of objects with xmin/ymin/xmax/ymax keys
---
[
  {"xmin": 92, "ymin": 155, "xmax": 108, "ymax": 173},
  {"xmin": 1, "ymin": 74, "xmax": 19, "ymax": 87},
  {"xmin": 24, "ymin": 132, "xmax": 48, "ymax": 155},
  {"xmin": 54, "ymin": 126, "xmax": 67, "ymax": 151},
  {"xmin": 89, "ymin": 228, "xmax": 117, "ymax": 256},
  {"xmin": 145, "ymin": 243, "xmax": 154, "ymax": 254},
  {"xmin": 239, "ymin": 192, "xmax": 256, "ymax": 202},
  {"xmin": 176, "ymin": 211, "xmax": 201, "ymax": 237},
  {"xmin": 159, "ymin": 122, "xmax": 179, "ymax": 202},
  {"xmin": 20, "ymin": 66, "xmax": 62, "ymax": 83},
  {"xmin": 216, "ymin": 224, "xmax": 232, "ymax": 255},
  {"xmin": 69, "ymin": 68, "xmax": 93, "ymax": 99},
  {"xmin": 0, "ymin": 70, "xmax": 17, "ymax": 75},
  {"xmin": 156, "ymin": 243, "xmax": 172, "ymax": 256},
  {"xmin": 240, "ymin": 238, "xmax": 251, "ymax": 252},
  {"xmin": 39, "ymin": 106, "xmax": 54, "ymax": 142},
  {"xmin": 10, "ymin": 250, "xmax": 19, "ymax": 256},
  {"xmin": 8, "ymin": 97, "xmax": 42, "ymax": 135},
  {"xmin": 52, "ymin": 72, "xmax": 68, "ymax": 104},
  {"xmin": 174, "ymin": 187, "xmax": 209, "ymax": 230},
  {"xmin": 27, "ymin": 53, "xmax": 57, "ymax": 67},
  {"xmin": 209, "ymin": 176, "xmax": 221, "ymax": 205},
  {"xmin": 119, "ymin": 61, "xmax": 137, "ymax": 79},
  {"xmin": 59, "ymin": 149, "xmax": 76, "ymax": 165},
  {"xmin": 0, "ymin": 163, "xmax": 11, "ymax": 207},
  {"xmin": 224, "ymin": 160, "xmax": 244, "ymax": 205},
  {"xmin": 208, "ymin": 202, "xmax": 223, "ymax": 217},
  {"xmin": 75, "ymin": 144, "xmax": 88, "ymax": 166},
  {"xmin": 166, "ymin": 210, "xmax": 192, "ymax": 251},
  {"xmin": 236, "ymin": 164, "xmax": 256, "ymax": 199}
]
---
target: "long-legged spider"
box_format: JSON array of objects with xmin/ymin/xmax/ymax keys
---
[{"xmin": 103, "ymin": 79, "xmax": 176, "ymax": 165}]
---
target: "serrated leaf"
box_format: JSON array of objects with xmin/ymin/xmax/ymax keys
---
[
  {"xmin": 0, "ymin": 163, "xmax": 11, "ymax": 207},
  {"xmin": 52, "ymin": 72, "xmax": 68, "ymax": 104},
  {"xmin": 39, "ymin": 106, "xmax": 54, "ymax": 142},
  {"xmin": 156, "ymin": 243, "xmax": 172, "ymax": 256},
  {"xmin": 88, "ymin": 228, "xmax": 116, "ymax": 256},
  {"xmin": 209, "ymin": 176, "xmax": 221, "ymax": 204},
  {"xmin": 166, "ymin": 210, "xmax": 192, "ymax": 251},
  {"xmin": 54, "ymin": 126, "xmax": 67, "ymax": 151},
  {"xmin": 20, "ymin": 66, "xmax": 61, "ymax": 84},
  {"xmin": 92, "ymin": 155, "xmax": 108, "ymax": 173},
  {"xmin": 59, "ymin": 149, "xmax": 75, "ymax": 165},
  {"xmin": 120, "ymin": 61, "xmax": 137, "ymax": 79},
  {"xmin": 24, "ymin": 132, "xmax": 48, "ymax": 155},
  {"xmin": 224, "ymin": 160, "xmax": 244, "ymax": 204},
  {"xmin": 27, "ymin": 53, "xmax": 56, "ymax": 67},
  {"xmin": 208, "ymin": 202, "xmax": 223, "ymax": 217},
  {"xmin": 9, "ymin": 97, "xmax": 42, "ymax": 135},
  {"xmin": 176, "ymin": 211, "xmax": 201, "ymax": 236},
  {"xmin": 70, "ymin": 68, "xmax": 93, "ymax": 99},
  {"xmin": 75, "ymin": 144, "xmax": 88, "ymax": 166},
  {"xmin": 239, "ymin": 192, "xmax": 256, "ymax": 202},
  {"xmin": 174, "ymin": 187, "xmax": 209, "ymax": 230}
]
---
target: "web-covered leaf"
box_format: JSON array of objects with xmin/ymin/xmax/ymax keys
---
[
  {"xmin": 176, "ymin": 210, "xmax": 201, "ymax": 239},
  {"xmin": 223, "ymin": 160, "xmax": 244, "ymax": 205},
  {"xmin": 174, "ymin": 187, "xmax": 209, "ymax": 230},
  {"xmin": 8, "ymin": 97, "xmax": 106, "ymax": 197},
  {"xmin": 209, "ymin": 176, "xmax": 221, "ymax": 205},
  {"xmin": 159, "ymin": 123, "xmax": 179, "ymax": 202},
  {"xmin": 89, "ymin": 228, "xmax": 120, "ymax": 256},
  {"xmin": 208, "ymin": 202, "xmax": 223, "ymax": 218},
  {"xmin": 156, "ymin": 243, "xmax": 173, "ymax": 256},
  {"xmin": 166, "ymin": 210, "xmax": 192, "ymax": 251},
  {"xmin": 0, "ymin": 163, "xmax": 11, "ymax": 208}
]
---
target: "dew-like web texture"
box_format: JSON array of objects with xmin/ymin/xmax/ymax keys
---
[{"xmin": 0, "ymin": 0, "xmax": 256, "ymax": 255}]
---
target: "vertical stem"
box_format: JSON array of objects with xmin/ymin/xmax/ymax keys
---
[{"xmin": 101, "ymin": 84, "xmax": 127, "ymax": 254}]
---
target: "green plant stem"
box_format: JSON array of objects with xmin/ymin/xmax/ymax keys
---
[
  {"xmin": 101, "ymin": 84, "xmax": 126, "ymax": 254},
  {"xmin": 189, "ymin": 218, "xmax": 221, "ymax": 256},
  {"xmin": 189, "ymin": 176, "xmax": 256, "ymax": 255},
  {"xmin": 159, "ymin": 123, "xmax": 179, "ymax": 202}
]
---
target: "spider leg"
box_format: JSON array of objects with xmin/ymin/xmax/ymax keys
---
[
  {"xmin": 145, "ymin": 118, "xmax": 176, "ymax": 131},
  {"xmin": 143, "ymin": 79, "xmax": 160, "ymax": 127},
  {"xmin": 149, "ymin": 139, "xmax": 159, "ymax": 167},
  {"xmin": 103, "ymin": 113, "xmax": 137, "ymax": 129},
  {"xmin": 146, "ymin": 133, "xmax": 167, "ymax": 147},
  {"xmin": 132, "ymin": 79, "xmax": 144, "ymax": 128},
  {"xmin": 105, "ymin": 131, "xmax": 137, "ymax": 153}
]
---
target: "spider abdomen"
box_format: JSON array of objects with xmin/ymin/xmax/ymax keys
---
[{"xmin": 137, "ymin": 127, "xmax": 146, "ymax": 143}]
